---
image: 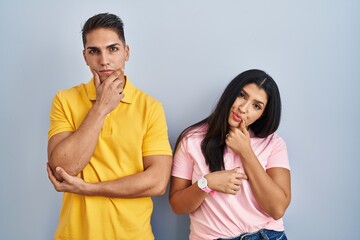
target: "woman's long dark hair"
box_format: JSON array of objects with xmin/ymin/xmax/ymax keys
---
[{"xmin": 174, "ymin": 69, "xmax": 282, "ymax": 172}]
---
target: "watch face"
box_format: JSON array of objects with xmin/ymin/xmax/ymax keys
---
[{"xmin": 198, "ymin": 177, "xmax": 207, "ymax": 189}]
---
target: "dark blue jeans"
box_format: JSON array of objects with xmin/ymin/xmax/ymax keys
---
[{"xmin": 216, "ymin": 229, "xmax": 287, "ymax": 240}]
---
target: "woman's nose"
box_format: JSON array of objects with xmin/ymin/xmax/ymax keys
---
[{"xmin": 238, "ymin": 101, "xmax": 249, "ymax": 113}]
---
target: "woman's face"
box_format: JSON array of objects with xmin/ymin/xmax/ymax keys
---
[{"xmin": 228, "ymin": 83, "xmax": 268, "ymax": 128}]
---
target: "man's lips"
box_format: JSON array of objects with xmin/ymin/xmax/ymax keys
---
[{"xmin": 98, "ymin": 70, "xmax": 114, "ymax": 75}]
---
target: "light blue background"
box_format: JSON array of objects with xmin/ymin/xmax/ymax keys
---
[{"xmin": 0, "ymin": 0, "xmax": 359, "ymax": 239}]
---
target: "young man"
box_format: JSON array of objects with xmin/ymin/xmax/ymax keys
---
[{"xmin": 47, "ymin": 13, "xmax": 172, "ymax": 240}]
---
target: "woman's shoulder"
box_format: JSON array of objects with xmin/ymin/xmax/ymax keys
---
[
  {"xmin": 251, "ymin": 131, "xmax": 287, "ymax": 149},
  {"xmin": 266, "ymin": 132, "xmax": 287, "ymax": 152},
  {"xmin": 181, "ymin": 124, "xmax": 207, "ymax": 142}
]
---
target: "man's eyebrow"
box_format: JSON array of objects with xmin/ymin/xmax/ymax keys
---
[
  {"xmin": 86, "ymin": 46, "xmax": 99, "ymax": 50},
  {"xmin": 106, "ymin": 43, "xmax": 121, "ymax": 48},
  {"xmin": 86, "ymin": 43, "xmax": 121, "ymax": 50}
]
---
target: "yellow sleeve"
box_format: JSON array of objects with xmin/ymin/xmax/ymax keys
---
[
  {"xmin": 142, "ymin": 102, "xmax": 172, "ymax": 156},
  {"xmin": 48, "ymin": 92, "xmax": 74, "ymax": 140}
]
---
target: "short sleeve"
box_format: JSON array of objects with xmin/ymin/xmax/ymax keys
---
[
  {"xmin": 48, "ymin": 92, "xmax": 74, "ymax": 140},
  {"xmin": 266, "ymin": 135, "xmax": 290, "ymax": 170},
  {"xmin": 142, "ymin": 102, "xmax": 172, "ymax": 156},
  {"xmin": 171, "ymin": 138, "xmax": 194, "ymax": 180}
]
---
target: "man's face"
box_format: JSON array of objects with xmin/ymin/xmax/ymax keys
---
[{"xmin": 83, "ymin": 28, "xmax": 130, "ymax": 82}]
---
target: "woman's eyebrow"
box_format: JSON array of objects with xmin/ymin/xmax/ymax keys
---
[{"xmin": 242, "ymin": 89, "xmax": 265, "ymax": 105}]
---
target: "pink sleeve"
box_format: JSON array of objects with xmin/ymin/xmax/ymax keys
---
[
  {"xmin": 171, "ymin": 138, "xmax": 194, "ymax": 180},
  {"xmin": 266, "ymin": 135, "xmax": 290, "ymax": 170}
]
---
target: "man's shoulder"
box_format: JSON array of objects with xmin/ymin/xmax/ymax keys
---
[
  {"xmin": 128, "ymin": 81, "xmax": 161, "ymax": 105},
  {"xmin": 137, "ymin": 89, "xmax": 159, "ymax": 103},
  {"xmin": 55, "ymin": 81, "xmax": 91, "ymax": 98}
]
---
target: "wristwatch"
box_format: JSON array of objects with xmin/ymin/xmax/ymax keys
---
[{"xmin": 197, "ymin": 176, "xmax": 215, "ymax": 195}]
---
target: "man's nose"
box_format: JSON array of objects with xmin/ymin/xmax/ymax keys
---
[{"xmin": 99, "ymin": 52, "xmax": 110, "ymax": 66}]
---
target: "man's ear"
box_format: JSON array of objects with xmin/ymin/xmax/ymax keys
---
[{"xmin": 125, "ymin": 45, "xmax": 130, "ymax": 61}]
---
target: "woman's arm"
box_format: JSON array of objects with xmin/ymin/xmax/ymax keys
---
[
  {"xmin": 240, "ymin": 153, "xmax": 291, "ymax": 220},
  {"xmin": 226, "ymin": 121, "xmax": 291, "ymax": 220},
  {"xmin": 169, "ymin": 177, "xmax": 208, "ymax": 214},
  {"xmin": 169, "ymin": 169, "xmax": 248, "ymax": 214}
]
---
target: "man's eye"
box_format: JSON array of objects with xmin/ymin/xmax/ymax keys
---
[
  {"xmin": 110, "ymin": 47, "xmax": 118, "ymax": 52},
  {"xmin": 89, "ymin": 49, "xmax": 98, "ymax": 54}
]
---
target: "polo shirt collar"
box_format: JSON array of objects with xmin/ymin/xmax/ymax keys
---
[{"xmin": 85, "ymin": 75, "xmax": 134, "ymax": 104}]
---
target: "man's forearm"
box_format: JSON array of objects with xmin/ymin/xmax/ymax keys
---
[
  {"xmin": 81, "ymin": 155, "xmax": 172, "ymax": 198},
  {"xmin": 48, "ymin": 105, "xmax": 107, "ymax": 176}
]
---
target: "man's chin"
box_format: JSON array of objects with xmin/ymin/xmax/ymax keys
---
[
  {"xmin": 97, "ymin": 70, "xmax": 124, "ymax": 82},
  {"xmin": 98, "ymin": 73, "xmax": 112, "ymax": 82}
]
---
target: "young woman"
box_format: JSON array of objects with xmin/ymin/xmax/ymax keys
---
[{"xmin": 169, "ymin": 69, "xmax": 291, "ymax": 240}]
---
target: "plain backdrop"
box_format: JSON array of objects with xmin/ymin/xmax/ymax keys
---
[{"xmin": 0, "ymin": 0, "xmax": 359, "ymax": 239}]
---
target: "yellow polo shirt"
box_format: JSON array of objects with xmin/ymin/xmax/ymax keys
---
[{"xmin": 48, "ymin": 77, "xmax": 172, "ymax": 240}]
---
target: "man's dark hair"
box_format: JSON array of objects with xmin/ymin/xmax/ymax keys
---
[{"xmin": 82, "ymin": 13, "xmax": 126, "ymax": 47}]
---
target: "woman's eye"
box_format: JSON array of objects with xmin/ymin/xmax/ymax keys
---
[
  {"xmin": 254, "ymin": 104, "xmax": 261, "ymax": 110},
  {"xmin": 239, "ymin": 92, "xmax": 245, "ymax": 98}
]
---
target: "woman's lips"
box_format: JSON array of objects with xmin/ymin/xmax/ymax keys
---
[{"xmin": 233, "ymin": 112, "xmax": 242, "ymax": 122}]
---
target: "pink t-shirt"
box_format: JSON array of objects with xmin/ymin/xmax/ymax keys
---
[{"xmin": 172, "ymin": 125, "xmax": 290, "ymax": 240}]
